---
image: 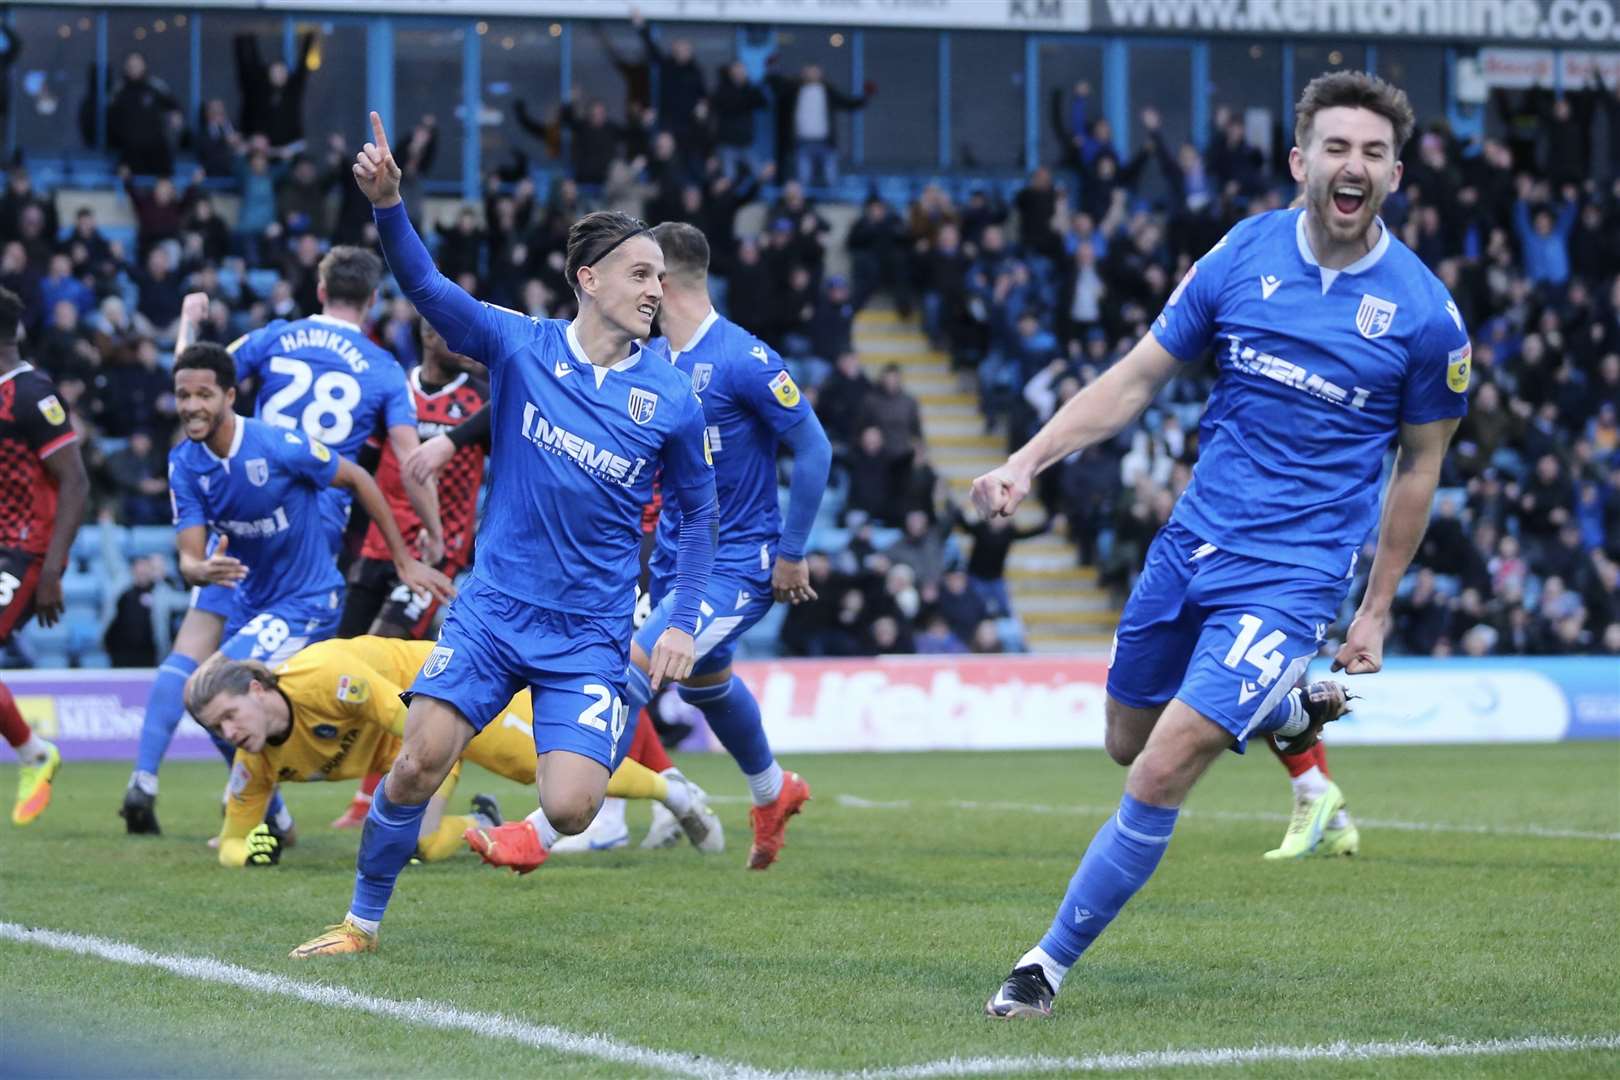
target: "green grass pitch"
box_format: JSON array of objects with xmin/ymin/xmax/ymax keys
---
[{"xmin": 3, "ymin": 743, "xmax": 1617, "ymax": 1078}]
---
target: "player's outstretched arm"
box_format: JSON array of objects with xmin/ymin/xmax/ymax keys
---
[
  {"xmin": 1334, "ymin": 417, "xmax": 1459, "ymax": 676},
  {"xmin": 332, "ymin": 457, "xmax": 456, "ymax": 605},
  {"xmin": 355, "ymin": 111, "xmax": 531, "ymax": 366},
  {"xmin": 971, "ymin": 331, "xmax": 1180, "ymax": 518}
]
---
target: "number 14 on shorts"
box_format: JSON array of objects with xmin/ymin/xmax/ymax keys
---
[{"xmin": 1223, "ymin": 613, "xmax": 1287, "ymax": 701}]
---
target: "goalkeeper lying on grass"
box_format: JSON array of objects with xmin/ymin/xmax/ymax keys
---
[{"xmin": 184, "ymin": 636, "xmax": 716, "ymax": 867}]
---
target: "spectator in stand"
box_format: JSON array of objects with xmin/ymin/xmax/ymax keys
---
[
  {"xmin": 235, "ymin": 31, "xmax": 316, "ymax": 151},
  {"xmin": 808, "ymin": 274, "xmax": 855, "ymax": 371},
  {"xmin": 131, "ymin": 247, "xmax": 183, "ymax": 337},
  {"xmin": 104, "ymin": 429, "xmax": 170, "ymax": 525},
  {"xmin": 847, "ymin": 197, "xmax": 911, "ymax": 315},
  {"xmin": 933, "ymin": 568, "xmax": 988, "ymax": 645},
  {"xmin": 1014, "ymin": 167, "xmax": 1063, "ymax": 261},
  {"xmin": 192, "ymin": 98, "xmax": 238, "ymax": 178},
  {"xmin": 39, "ymin": 255, "xmax": 93, "ymax": 321},
  {"xmin": 530, "ymin": 95, "xmax": 623, "ymax": 186},
  {"xmin": 858, "ymin": 364, "xmax": 923, "ymax": 458},
  {"xmin": 122, "ymin": 168, "xmax": 202, "ymax": 261},
  {"xmin": 637, "ymin": 16, "xmax": 708, "ymax": 153},
  {"xmin": 36, "ymin": 300, "xmax": 101, "ymax": 385},
  {"xmin": 0, "ymin": 168, "xmax": 59, "ymax": 245},
  {"xmin": 886, "ymin": 509, "xmax": 949, "ymax": 589},
  {"xmin": 104, "ymin": 554, "xmax": 165, "ymax": 668},
  {"xmin": 955, "ymin": 503, "xmax": 1053, "ymax": 618},
  {"xmin": 1514, "ymin": 179, "xmax": 1578, "ymax": 288},
  {"xmin": 231, "ymin": 136, "xmax": 287, "ymax": 266},
  {"xmin": 276, "ymin": 154, "xmax": 331, "ymax": 237},
  {"xmin": 767, "ymin": 62, "xmax": 870, "ymax": 188},
  {"xmin": 106, "ymin": 52, "xmax": 182, "ymax": 176},
  {"xmin": 914, "ymin": 612, "xmax": 967, "ymax": 654},
  {"xmin": 0, "ymin": 241, "xmax": 41, "ymax": 333},
  {"xmin": 712, "ymin": 60, "xmax": 769, "ymax": 179},
  {"xmin": 815, "ymin": 350, "xmax": 873, "ymax": 448},
  {"xmin": 844, "ymin": 425, "xmax": 909, "ymax": 527},
  {"xmin": 90, "ymin": 338, "xmax": 172, "ymax": 439}
]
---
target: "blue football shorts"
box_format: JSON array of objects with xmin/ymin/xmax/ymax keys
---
[
  {"xmin": 1106, "ymin": 521, "xmax": 1351, "ymax": 752},
  {"xmin": 218, "ymin": 588, "xmax": 343, "ymax": 666},
  {"xmin": 641, "ymin": 565, "xmax": 774, "ymax": 677},
  {"xmin": 407, "ymin": 575, "xmax": 634, "ymax": 770}
]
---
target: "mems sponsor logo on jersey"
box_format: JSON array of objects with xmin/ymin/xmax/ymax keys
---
[
  {"xmin": 215, "ymin": 506, "xmax": 292, "ymax": 539},
  {"xmin": 520, "ymin": 401, "xmax": 648, "ymax": 486},
  {"xmin": 1224, "ymin": 335, "xmax": 1371, "ymax": 411}
]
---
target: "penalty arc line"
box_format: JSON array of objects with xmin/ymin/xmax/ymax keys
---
[
  {"xmin": 822, "ymin": 794, "xmax": 1620, "ymax": 842},
  {"xmin": 3, "ymin": 922, "xmax": 1618, "ymax": 1079}
]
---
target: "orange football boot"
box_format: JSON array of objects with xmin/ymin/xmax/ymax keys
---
[
  {"xmin": 465, "ymin": 820, "xmax": 549, "ymax": 875},
  {"xmin": 747, "ymin": 770, "xmax": 811, "ymax": 870}
]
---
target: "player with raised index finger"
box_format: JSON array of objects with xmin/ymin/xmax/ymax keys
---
[{"xmin": 293, "ymin": 112, "xmax": 717, "ymax": 957}]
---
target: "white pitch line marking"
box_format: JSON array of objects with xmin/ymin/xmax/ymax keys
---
[
  {"xmin": 4, "ymin": 923, "xmax": 1617, "ymax": 1079},
  {"xmin": 843, "ymin": 1035, "xmax": 1620, "ymax": 1078},
  {"xmin": 0, "ymin": 922, "xmax": 771, "ymax": 1080},
  {"xmin": 830, "ymin": 794, "xmax": 1620, "ymax": 842}
]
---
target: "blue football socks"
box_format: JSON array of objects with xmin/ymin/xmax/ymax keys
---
[
  {"xmin": 1026, "ymin": 793, "xmax": 1180, "ymax": 989},
  {"xmin": 349, "ymin": 780, "xmax": 428, "ymax": 925}
]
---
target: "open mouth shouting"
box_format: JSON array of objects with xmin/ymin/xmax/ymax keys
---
[{"xmin": 1331, "ymin": 181, "xmax": 1367, "ymax": 219}]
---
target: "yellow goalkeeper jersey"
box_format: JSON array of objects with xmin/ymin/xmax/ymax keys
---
[{"xmin": 219, "ymin": 636, "xmax": 538, "ymax": 864}]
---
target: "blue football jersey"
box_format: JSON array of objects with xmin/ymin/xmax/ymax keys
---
[
  {"xmin": 169, "ymin": 417, "xmax": 344, "ymax": 614},
  {"xmin": 651, "ymin": 310, "xmax": 812, "ymax": 581},
  {"xmin": 228, "ymin": 314, "xmax": 416, "ymax": 466},
  {"xmin": 426, "ymin": 309, "xmax": 711, "ymax": 623},
  {"xmin": 1152, "ymin": 208, "xmax": 1470, "ymax": 578}
]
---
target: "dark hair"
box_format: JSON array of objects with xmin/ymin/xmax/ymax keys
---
[
  {"xmin": 650, "ymin": 221, "xmax": 710, "ymax": 281},
  {"xmin": 1294, "ymin": 70, "xmax": 1415, "ymax": 155},
  {"xmin": 565, "ymin": 210, "xmax": 651, "ymax": 296},
  {"xmin": 318, "ymin": 245, "xmax": 383, "ymax": 306},
  {"xmin": 0, "ymin": 287, "xmax": 23, "ymax": 344},
  {"xmin": 185, "ymin": 655, "xmax": 278, "ymax": 720},
  {"xmin": 173, "ymin": 342, "xmax": 237, "ymax": 391}
]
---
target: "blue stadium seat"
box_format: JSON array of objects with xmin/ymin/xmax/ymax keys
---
[
  {"xmin": 61, "ymin": 571, "xmax": 101, "ymax": 609},
  {"xmin": 18, "ymin": 620, "xmax": 71, "ymax": 669},
  {"xmin": 246, "ymin": 268, "xmax": 282, "ymax": 298},
  {"xmin": 70, "ymin": 524, "xmax": 107, "ymax": 569},
  {"xmin": 78, "ymin": 649, "xmax": 112, "ymax": 669},
  {"xmin": 125, "ymin": 525, "xmax": 176, "ymax": 560},
  {"xmin": 66, "ymin": 614, "xmax": 104, "ymax": 658}
]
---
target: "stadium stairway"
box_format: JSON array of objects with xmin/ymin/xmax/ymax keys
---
[{"xmin": 851, "ymin": 310, "xmax": 1117, "ymax": 654}]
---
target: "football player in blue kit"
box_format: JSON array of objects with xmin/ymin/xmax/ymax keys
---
[
  {"xmin": 123, "ymin": 249, "xmax": 441, "ymax": 835},
  {"xmin": 291, "ymin": 113, "xmax": 717, "ymax": 957},
  {"xmin": 472, "ymin": 221, "xmax": 833, "ymax": 867},
  {"xmin": 973, "ymin": 72, "xmax": 1470, "ymax": 1017},
  {"xmin": 163, "ymin": 344, "xmax": 452, "ymax": 826},
  {"xmin": 547, "ymin": 221, "xmax": 833, "ymax": 865}
]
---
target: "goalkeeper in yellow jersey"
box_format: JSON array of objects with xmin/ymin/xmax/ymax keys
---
[{"xmin": 184, "ymin": 636, "xmax": 718, "ymax": 871}]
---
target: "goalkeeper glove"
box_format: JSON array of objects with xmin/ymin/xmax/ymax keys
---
[{"xmin": 244, "ymin": 823, "xmax": 284, "ymax": 866}]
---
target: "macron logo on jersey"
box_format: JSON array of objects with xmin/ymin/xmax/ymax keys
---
[
  {"xmin": 521, "ymin": 401, "xmax": 648, "ymax": 486},
  {"xmin": 276, "ymin": 327, "xmax": 371, "ymax": 373},
  {"xmin": 1225, "ymin": 335, "xmax": 1371, "ymax": 411}
]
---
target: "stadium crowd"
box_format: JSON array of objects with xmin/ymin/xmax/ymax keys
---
[{"xmin": 2, "ymin": 25, "xmax": 1618, "ymax": 664}]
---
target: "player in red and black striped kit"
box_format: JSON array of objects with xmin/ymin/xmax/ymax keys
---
[
  {"xmin": 0, "ymin": 286, "xmax": 89, "ymax": 825},
  {"xmin": 338, "ymin": 321, "xmax": 488, "ymax": 640}
]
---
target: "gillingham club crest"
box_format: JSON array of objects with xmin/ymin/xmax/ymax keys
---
[
  {"xmin": 1355, "ymin": 294, "xmax": 1397, "ymax": 339},
  {"xmin": 245, "ymin": 458, "xmax": 270, "ymax": 486},
  {"xmin": 422, "ymin": 645, "xmax": 453, "ymax": 678},
  {"xmin": 627, "ymin": 388, "xmax": 658, "ymax": 425},
  {"xmin": 690, "ymin": 363, "xmax": 713, "ymax": 394}
]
